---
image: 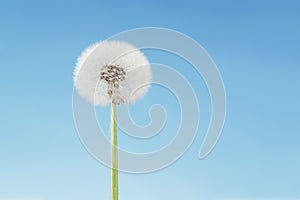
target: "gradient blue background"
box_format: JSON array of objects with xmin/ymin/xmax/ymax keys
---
[{"xmin": 1, "ymin": 0, "xmax": 300, "ymax": 199}]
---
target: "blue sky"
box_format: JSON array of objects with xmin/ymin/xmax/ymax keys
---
[{"xmin": 0, "ymin": 0, "xmax": 300, "ymax": 199}]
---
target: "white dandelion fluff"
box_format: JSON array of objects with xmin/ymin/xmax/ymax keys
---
[{"xmin": 74, "ymin": 40, "xmax": 151, "ymax": 105}]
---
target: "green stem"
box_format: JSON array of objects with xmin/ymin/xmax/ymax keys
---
[{"xmin": 110, "ymin": 103, "xmax": 118, "ymax": 200}]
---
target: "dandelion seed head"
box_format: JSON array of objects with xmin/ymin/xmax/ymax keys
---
[{"xmin": 74, "ymin": 41, "xmax": 151, "ymax": 106}]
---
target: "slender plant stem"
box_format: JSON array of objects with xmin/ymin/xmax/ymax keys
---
[{"xmin": 110, "ymin": 102, "xmax": 118, "ymax": 200}]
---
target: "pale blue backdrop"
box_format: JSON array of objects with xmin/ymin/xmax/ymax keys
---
[{"xmin": 0, "ymin": 0, "xmax": 299, "ymax": 199}]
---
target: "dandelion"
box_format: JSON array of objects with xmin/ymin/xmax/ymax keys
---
[{"xmin": 73, "ymin": 40, "xmax": 151, "ymax": 200}]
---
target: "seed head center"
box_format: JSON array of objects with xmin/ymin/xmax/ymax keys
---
[
  {"xmin": 100, "ymin": 65, "xmax": 126, "ymax": 100},
  {"xmin": 100, "ymin": 65, "xmax": 126, "ymax": 84}
]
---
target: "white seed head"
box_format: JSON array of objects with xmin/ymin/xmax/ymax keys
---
[{"xmin": 74, "ymin": 41, "xmax": 151, "ymax": 106}]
